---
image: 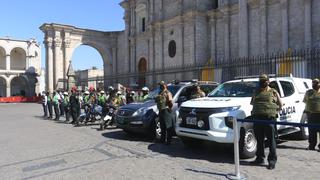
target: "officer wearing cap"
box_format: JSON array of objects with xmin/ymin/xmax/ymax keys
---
[
  {"xmin": 69, "ymin": 87, "xmax": 80, "ymax": 125},
  {"xmin": 155, "ymin": 81, "xmax": 174, "ymax": 144},
  {"xmin": 250, "ymin": 74, "xmax": 282, "ymax": 170},
  {"xmin": 190, "ymin": 83, "xmax": 205, "ymax": 99},
  {"xmin": 303, "ymin": 78, "xmax": 320, "ymax": 151}
]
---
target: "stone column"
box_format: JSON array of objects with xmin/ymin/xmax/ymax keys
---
[
  {"xmin": 6, "ymin": 54, "xmax": 10, "ymax": 70},
  {"xmin": 63, "ymin": 37, "xmax": 71, "ymax": 90},
  {"xmin": 210, "ymin": 17, "xmax": 216, "ymax": 61},
  {"xmin": 223, "ymin": 13, "xmax": 230, "ymax": 60},
  {"xmin": 45, "ymin": 37, "xmax": 54, "ymax": 92},
  {"xmin": 260, "ymin": 0, "xmax": 268, "ymax": 54},
  {"xmin": 239, "ymin": 0, "xmax": 249, "ymax": 57},
  {"xmin": 304, "ymin": 0, "xmax": 312, "ymax": 48},
  {"xmin": 281, "ymin": 0, "xmax": 289, "ymax": 51},
  {"xmin": 53, "ymin": 37, "xmax": 62, "ymax": 90},
  {"xmin": 6, "ymin": 83, "xmax": 10, "ymax": 97}
]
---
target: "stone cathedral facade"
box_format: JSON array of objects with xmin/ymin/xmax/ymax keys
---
[{"xmin": 41, "ymin": 0, "xmax": 320, "ymax": 91}]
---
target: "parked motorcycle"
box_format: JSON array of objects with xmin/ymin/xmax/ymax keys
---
[
  {"xmin": 100, "ymin": 104, "xmax": 117, "ymax": 130},
  {"xmin": 79, "ymin": 104, "xmax": 103, "ymax": 125}
]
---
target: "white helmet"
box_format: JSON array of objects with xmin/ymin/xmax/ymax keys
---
[
  {"xmin": 100, "ymin": 90, "xmax": 105, "ymax": 94},
  {"xmin": 63, "ymin": 92, "xmax": 68, "ymax": 96},
  {"xmin": 108, "ymin": 86, "xmax": 114, "ymax": 91},
  {"xmin": 142, "ymin": 87, "xmax": 149, "ymax": 92},
  {"xmin": 116, "ymin": 91, "xmax": 122, "ymax": 95},
  {"xmin": 84, "ymin": 91, "xmax": 89, "ymax": 95},
  {"xmin": 130, "ymin": 91, "xmax": 135, "ymax": 95}
]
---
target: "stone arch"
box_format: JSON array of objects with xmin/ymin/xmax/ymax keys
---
[
  {"xmin": 10, "ymin": 76, "xmax": 29, "ymax": 96},
  {"xmin": 0, "ymin": 76, "xmax": 6, "ymax": 97},
  {"xmin": 0, "ymin": 46, "xmax": 6, "ymax": 70},
  {"xmin": 10, "ymin": 47, "xmax": 26, "ymax": 70},
  {"xmin": 40, "ymin": 23, "xmax": 119, "ymax": 92},
  {"xmin": 138, "ymin": 57, "xmax": 147, "ymax": 87}
]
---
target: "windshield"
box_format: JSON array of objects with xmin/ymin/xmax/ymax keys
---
[
  {"xmin": 145, "ymin": 85, "xmax": 182, "ymax": 101},
  {"xmin": 208, "ymin": 81, "xmax": 259, "ymax": 97}
]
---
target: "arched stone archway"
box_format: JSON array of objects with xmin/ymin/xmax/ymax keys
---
[
  {"xmin": 10, "ymin": 76, "xmax": 28, "ymax": 96},
  {"xmin": 0, "ymin": 47, "xmax": 6, "ymax": 70},
  {"xmin": 10, "ymin": 47, "xmax": 26, "ymax": 70},
  {"xmin": 40, "ymin": 23, "xmax": 119, "ymax": 92},
  {"xmin": 0, "ymin": 77, "xmax": 6, "ymax": 97},
  {"xmin": 138, "ymin": 57, "xmax": 147, "ymax": 87}
]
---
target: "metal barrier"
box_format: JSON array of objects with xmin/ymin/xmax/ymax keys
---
[{"xmin": 228, "ymin": 117, "xmax": 320, "ymax": 180}]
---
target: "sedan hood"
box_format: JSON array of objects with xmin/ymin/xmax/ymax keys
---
[{"xmin": 120, "ymin": 100, "xmax": 156, "ymax": 111}]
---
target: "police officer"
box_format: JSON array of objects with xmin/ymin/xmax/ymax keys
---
[
  {"xmin": 63, "ymin": 92, "xmax": 70, "ymax": 122},
  {"xmin": 69, "ymin": 87, "xmax": 80, "ymax": 125},
  {"xmin": 53, "ymin": 91, "xmax": 61, "ymax": 121},
  {"xmin": 126, "ymin": 89, "xmax": 134, "ymax": 104},
  {"xmin": 190, "ymin": 83, "xmax": 205, "ymax": 99},
  {"xmin": 41, "ymin": 91, "xmax": 48, "ymax": 118},
  {"xmin": 46, "ymin": 91, "xmax": 53, "ymax": 119},
  {"xmin": 155, "ymin": 81, "xmax": 174, "ymax": 145},
  {"xmin": 140, "ymin": 87, "xmax": 149, "ymax": 101},
  {"xmin": 250, "ymin": 74, "xmax": 282, "ymax": 170},
  {"xmin": 303, "ymin": 78, "xmax": 320, "ymax": 151}
]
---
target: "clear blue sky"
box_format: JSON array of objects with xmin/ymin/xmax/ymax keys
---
[{"xmin": 0, "ymin": 0, "xmax": 124, "ymax": 70}]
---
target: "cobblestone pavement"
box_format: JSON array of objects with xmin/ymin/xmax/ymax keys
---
[{"xmin": 0, "ymin": 103, "xmax": 319, "ymax": 180}]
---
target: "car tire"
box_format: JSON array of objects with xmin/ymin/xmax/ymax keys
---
[
  {"xmin": 181, "ymin": 137, "xmax": 202, "ymax": 148},
  {"xmin": 293, "ymin": 114, "xmax": 309, "ymax": 140},
  {"xmin": 239, "ymin": 125, "xmax": 257, "ymax": 159},
  {"xmin": 153, "ymin": 117, "xmax": 162, "ymax": 141}
]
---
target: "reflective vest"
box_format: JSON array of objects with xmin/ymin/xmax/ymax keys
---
[
  {"xmin": 251, "ymin": 88, "xmax": 279, "ymax": 118},
  {"xmin": 305, "ymin": 89, "xmax": 320, "ymax": 113},
  {"xmin": 63, "ymin": 97, "xmax": 69, "ymax": 106},
  {"xmin": 53, "ymin": 95, "xmax": 60, "ymax": 105}
]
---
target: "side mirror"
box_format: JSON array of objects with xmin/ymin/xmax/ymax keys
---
[{"xmin": 178, "ymin": 96, "xmax": 187, "ymax": 107}]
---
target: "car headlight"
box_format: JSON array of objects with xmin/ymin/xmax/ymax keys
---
[
  {"xmin": 197, "ymin": 120, "xmax": 205, "ymax": 128},
  {"xmin": 132, "ymin": 108, "xmax": 148, "ymax": 117}
]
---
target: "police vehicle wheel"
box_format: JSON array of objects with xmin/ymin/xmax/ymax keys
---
[
  {"xmin": 154, "ymin": 117, "xmax": 162, "ymax": 141},
  {"xmin": 239, "ymin": 126, "xmax": 257, "ymax": 159},
  {"xmin": 294, "ymin": 114, "xmax": 309, "ymax": 140}
]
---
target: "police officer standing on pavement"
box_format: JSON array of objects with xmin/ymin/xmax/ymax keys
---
[
  {"xmin": 250, "ymin": 74, "xmax": 282, "ymax": 170},
  {"xmin": 155, "ymin": 81, "xmax": 174, "ymax": 145},
  {"xmin": 63, "ymin": 92, "xmax": 70, "ymax": 122},
  {"xmin": 69, "ymin": 87, "xmax": 80, "ymax": 125},
  {"xmin": 46, "ymin": 91, "xmax": 53, "ymax": 119},
  {"xmin": 303, "ymin": 78, "xmax": 320, "ymax": 152},
  {"xmin": 140, "ymin": 87, "xmax": 149, "ymax": 101},
  {"xmin": 41, "ymin": 91, "xmax": 48, "ymax": 118},
  {"xmin": 53, "ymin": 91, "xmax": 61, "ymax": 121}
]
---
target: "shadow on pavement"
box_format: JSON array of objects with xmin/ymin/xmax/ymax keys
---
[
  {"xmin": 185, "ymin": 168, "xmax": 229, "ymax": 178},
  {"xmin": 101, "ymin": 130, "xmax": 154, "ymax": 142},
  {"xmin": 277, "ymin": 144, "xmax": 307, "ymax": 150}
]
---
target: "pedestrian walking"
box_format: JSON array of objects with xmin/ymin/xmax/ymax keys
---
[
  {"xmin": 46, "ymin": 91, "xmax": 53, "ymax": 119},
  {"xmin": 41, "ymin": 91, "xmax": 48, "ymax": 118},
  {"xmin": 303, "ymin": 78, "xmax": 320, "ymax": 152},
  {"xmin": 249, "ymin": 74, "xmax": 282, "ymax": 170}
]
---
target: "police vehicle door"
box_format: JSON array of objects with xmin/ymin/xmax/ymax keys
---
[{"xmin": 278, "ymin": 80, "xmax": 299, "ymax": 126}]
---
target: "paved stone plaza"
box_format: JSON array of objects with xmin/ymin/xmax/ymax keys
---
[{"xmin": 0, "ymin": 103, "xmax": 319, "ymax": 180}]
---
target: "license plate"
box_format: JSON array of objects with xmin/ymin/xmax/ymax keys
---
[{"xmin": 186, "ymin": 117, "xmax": 197, "ymax": 125}]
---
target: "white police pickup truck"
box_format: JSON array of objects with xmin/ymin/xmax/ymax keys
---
[{"xmin": 175, "ymin": 75, "xmax": 312, "ymax": 158}]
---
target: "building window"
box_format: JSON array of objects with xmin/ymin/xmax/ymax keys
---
[
  {"xmin": 168, "ymin": 40, "xmax": 176, "ymax": 58},
  {"xmin": 142, "ymin": 17, "xmax": 146, "ymax": 32},
  {"xmin": 213, "ymin": 0, "xmax": 218, "ymax": 9}
]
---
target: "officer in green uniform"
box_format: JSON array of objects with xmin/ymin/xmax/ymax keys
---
[
  {"xmin": 46, "ymin": 91, "xmax": 53, "ymax": 119},
  {"xmin": 250, "ymin": 74, "xmax": 282, "ymax": 170},
  {"xmin": 190, "ymin": 83, "xmax": 206, "ymax": 99},
  {"xmin": 140, "ymin": 87, "xmax": 150, "ymax": 101},
  {"xmin": 303, "ymin": 78, "xmax": 320, "ymax": 151},
  {"xmin": 155, "ymin": 81, "xmax": 174, "ymax": 145},
  {"xmin": 98, "ymin": 91, "xmax": 107, "ymax": 106},
  {"xmin": 52, "ymin": 91, "xmax": 60, "ymax": 121},
  {"xmin": 63, "ymin": 92, "xmax": 70, "ymax": 122}
]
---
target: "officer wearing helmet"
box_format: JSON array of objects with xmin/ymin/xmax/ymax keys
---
[
  {"xmin": 303, "ymin": 78, "xmax": 320, "ymax": 151},
  {"xmin": 155, "ymin": 81, "xmax": 174, "ymax": 145},
  {"xmin": 126, "ymin": 89, "xmax": 135, "ymax": 104},
  {"xmin": 63, "ymin": 92, "xmax": 70, "ymax": 122},
  {"xmin": 250, "ymin": 74, "xmax": 282, "ymax": 170},
  {"xmin": 140, "ymin": 87, "xmax": 150, "ymax": 101}
]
